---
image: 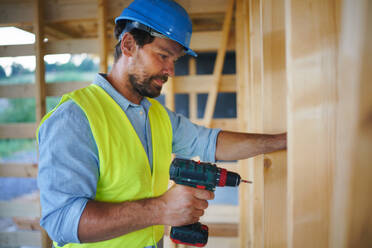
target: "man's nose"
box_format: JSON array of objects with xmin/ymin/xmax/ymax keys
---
[{"xmin": 163, "ymin": 61, "xmax": 175, "ymax": 77}]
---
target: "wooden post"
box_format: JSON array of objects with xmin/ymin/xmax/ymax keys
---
[
  {"xmin": 98, "ymin": 0, "xmax": 108, "ymax": 73},
  {"xmin": 189, "ymin": 58, "xmax": 197, "ymax": 121},
  {"xmin": 285, "ymin": 0, "xmax": 341, "ymax": 247},
  {"xmin": 202, "ymin": 0, "xmax": 235, "ymax": 127},
  {"xmin": 34, "ymin": 0, "xmax": 46, "ymax": 123},
  {"xmin": 34, "ymin": 1, "xmax": 50, "ymax": 247},
  {"xmin": 262, "ymin": 0, "xmax": 287, "ymax": 247},
  {"xmin": 235, "ymin": 0, "xmax": 252, "ymax": 247},
  {"xmin": 330, "ymin": 0, "xmax": 372, "ymax": 247},
  {"xmin": 164, "ymin": 77, "xmax": 175, "ymax": 111}
]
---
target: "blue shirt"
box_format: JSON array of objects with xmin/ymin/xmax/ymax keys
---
[{"xmin": 37, "ymin": 74, "xmax": 221, "ymax": 246}]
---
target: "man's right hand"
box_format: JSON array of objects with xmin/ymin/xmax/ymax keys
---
[{"xmin": 157, "ymin": 184, "xmax": 215, "ymax": 226}]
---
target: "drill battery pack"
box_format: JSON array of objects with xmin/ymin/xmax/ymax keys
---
[{"xmin": 170, "ymin": 222, "xmax": 209, "ymax": 247}]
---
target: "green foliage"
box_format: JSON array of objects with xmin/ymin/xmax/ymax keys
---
[
  {"xmin": 0, "ymin": 98, "xmax": 35, "ymax": 123},
  {"xmin": 10, "ymin": 63, "xmax": 32, "ymax": 76},
  {"xmin": 0, "ymin": 139, "xmax": 36, "ymax": 159},
  {"xmin": 0, "ymin": 55, "xmax": 98, "ymax": 159},
  {"xmin": 0, "ymin": 65, "xmax": 6, "ymax": 78}
]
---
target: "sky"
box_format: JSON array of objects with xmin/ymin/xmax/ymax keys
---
[{"xmin": 0, "ymin": 27, "xmax": 82, "ymax": 76}]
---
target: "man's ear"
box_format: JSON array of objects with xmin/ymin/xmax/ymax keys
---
[{"xmin": 120, "ymin": 32, "xmax": 137, "ymax": 57}]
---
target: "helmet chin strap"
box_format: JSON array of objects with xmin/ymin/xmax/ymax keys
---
[{"xmin": 118, "ymin": 21, "xmax": 169, "ymax": 42}]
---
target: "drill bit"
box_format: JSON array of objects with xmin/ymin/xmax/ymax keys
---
[{"xmin": 241, "ymin": 179, "xmax": 253, "ymax": 184}]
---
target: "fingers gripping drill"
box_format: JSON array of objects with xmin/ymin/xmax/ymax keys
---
[{"xmin": 169, "ymin": 158, "xmax": 252, "ymax": 247}]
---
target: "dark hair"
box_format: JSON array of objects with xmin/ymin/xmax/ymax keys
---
[{"xmin": 114, "ymin": 21, "xmax": 155, "ymax": 62}]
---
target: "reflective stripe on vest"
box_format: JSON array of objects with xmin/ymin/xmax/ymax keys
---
[{"xmin": 37, "ymin": 84, "xmax": 172, "ymax": 248}]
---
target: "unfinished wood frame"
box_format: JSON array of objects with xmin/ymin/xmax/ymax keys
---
[
  {"xmin": 285, "ymin": 0, "xmax": 340, "ymax": 247},
  {"xmin": 98, "ymin": 0, "xmax": 108, "ymax": 73},
  {"xmin": 236, "ymin": 1, "xmax": 287, "ymax": 248},
  {"xmin": 202, "ymin": 0, "xmax": 235, "ymax": 127},
  {"xmin": 330, "ymin": 0, "xmax": 372, "ymax": 247}
]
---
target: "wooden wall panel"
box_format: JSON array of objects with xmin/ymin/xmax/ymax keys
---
[
  {"xmin": 262, "ymin": 0, "xmax": 287, "ymax": 246},
  {"xmin": 285, "ymin": 0, "xmax": 341, "ymax": 247},
  {"xmin": 330, "ymin": 0, "xmax": 372, "ymax": 247}
]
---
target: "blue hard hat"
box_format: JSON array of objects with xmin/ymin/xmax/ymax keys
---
[{"xmin": 115, "ymin": 0, "xmax": 197, "ymax": 57}]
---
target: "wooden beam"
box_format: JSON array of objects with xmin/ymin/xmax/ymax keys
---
[
  {"xmin": 193, "ymin": 118, "xmax": 238, "ymax": 131},
  {"xmin": 189, "ymin": 58, "xmax": 197, "ymax": 121},
  {"xmin": 34, "ymin": 0, "xmax": 46, "ymax": 123},
  {"xmin": 44, "ymin": 38, "xmax": 99, "ymax": 55},
  {"xmin": 173, "ymin": 75, "xmax": 236, "ymax": 93},
  {"xmin": 98, "ymin": 0, "xmax": 108, "ymax": 73},
  {"xmin": 0, "ymin": 163, "xmax": 38, "ymax": 178},
  {"xmin": 190, "ymin": 31, "xmax": 236, "ymax": 52},
  {"xmin": 0, "ymin": 31, "xmax": 233, "ymax": 58},
  {"xmin": 330, "ymin": 0, "xmax": 372, "ymax": 247},
  {"xmin": 0, "ymin": 123, "xmax": 37, "ymax": 139},
  {"xmin": 0, "ymin": 44, "xmax": 34, "ymax": 57},
  {"xmin": 0, "ymin": 0, "xmax": 232, "ymax": 26},
  {"xmin": 235, "ymin": 1, "xmax": 252, "ymax": 247},
  {"xmin": 200, "ymin": 205, "xmax": 239, "ymax": 223},
  {"xmin": 0, "ymin": 39, "xmax": 98, "ymax": 57},
  {"xmin": 0, "ymin": 201, "xmax": 40, "ymax": 218},
  {"xmin": 262, "ymin": 0, "xmax": 287, "ymax": 247},
  {"xmin": 46, "ymin": 81, "xmax": 90, "ymax": 96},
  {"xmin": 0, "ymin": 84, "xmax": 35, "ymax": 98},
  {"xmin": 164, "ymin": 77, "xmax": 175, "ymax": 111},
  {"xmin": 285, "ymin": 0, "xmax": 340, "ymax": 247},
  {"xmin": 202, "ymin": 0, "xmax": 235, "ymax": 127},
  {"xmin": 0, "ymin": 231, "xmax": 41, "ymax": 246},
  {"xmin": 0, "ymin": 75, "xmax": 235, "ymax": 99}
]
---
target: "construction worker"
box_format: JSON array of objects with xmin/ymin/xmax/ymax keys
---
[{"xmin": 37, "ymin": 0, "xmax": 286, "ymax": 247}]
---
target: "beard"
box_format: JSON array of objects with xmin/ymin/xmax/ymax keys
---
[{"xmin": 128, "ymin": 73, "xmax": 168, "ymax": 98}]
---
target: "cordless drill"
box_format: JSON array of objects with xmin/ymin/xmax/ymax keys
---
[{"xmin": 169, "ymin": 158, "xmax": 252, "ymax": 247}]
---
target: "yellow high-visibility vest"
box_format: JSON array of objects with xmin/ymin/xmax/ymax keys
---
[{"xmin": 37, "ymin": 84, "xmax": 172, "ymax": 247}]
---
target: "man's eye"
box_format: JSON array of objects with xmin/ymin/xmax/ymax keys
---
[{"xmin": 159, "ymin": 54, "xmax": 168, "ymax": 60}]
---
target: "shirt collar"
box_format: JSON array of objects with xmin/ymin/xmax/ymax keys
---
[{"xmin": 92, "ymin": 73, "xmax": 152, "ymax": 111}]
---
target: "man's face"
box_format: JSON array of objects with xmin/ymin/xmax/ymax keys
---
[{"xmin": 128, "ymin": 37, "xmax": 184, "ymax": 98}]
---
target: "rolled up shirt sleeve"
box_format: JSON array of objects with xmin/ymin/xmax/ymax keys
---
[
  {"xmin": 37, "ymin": 100, "xmax": 99, "ymax": 246},
  {"xmin": 165, "ymin": 108, "xmax": 221, "ymax": 162}
]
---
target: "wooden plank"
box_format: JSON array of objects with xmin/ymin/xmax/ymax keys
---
[
  {"xmin": 44, "ymin": 38, "xmax": 99, "ymax": 55},
  {"xmin": 34, "ymin": 0, "xmax": 46, "ymax": 123},
  {"xmin": 0, "ymin": 75, "xmax": 235, "ymax": 99},
  {"xmin": 235, "ymin": 0, "xmax": 253, "ymax": 247},
  {"xmin": 0, "ymin": 31, "xmax": 233, "ymax": 58},
  {"xmin": 1, "ymin": 0, "xmax": 231, "ymax": 26},
  {"xmin": 202, "ymin": 0, "xmax": 235, "ymax": 127},
  {"xmin": 190, "ymin": 31, "xmax": 236, "ymax": 52},
  {"xmin": 173, "ymin": 75, "xmax": 236, "ymax": 93},
  {"xmin": 261, "ymin": 0, "xmax": 287, "ymax": 247},
  {"xmin": 164, "ymin": 77, "xmax": 175, "ymax": 111},
  {"xmin": 0, "ymin": 163, "xmax": 38, "ymax": 178},
  {"xmin": 193, "ymin": 118, "xmax": 238, "ymax": 131},
  {"xmin": 98, "ymin": 0, "xmax": 108, "ymax": 73},
  {"xmin": 208, "ymin": 223, "xmax": 238, "ymax": 237},
  {"xmin": 200, "ymin": 205, "xmax": 239, "ymax": 224},
  {"xmin": 46, "ymin": 81, "xmax": 90, "ymax": 96},
  {"xmin": 0, "ymin": 231, "xmax": 41, "ymax": 246},
  {"xmin": 0, "ymin": 201, "xmax": 40, "ymax": 218},
  {"xmin": 285, "ymin": 0, "xmax": 340, "ymax": 247},
  {"xmin": 0, "ymin": 123, "xmax": 37, "ymax": 139},
  {"xmin": 0, "ymin": 44, "xmax": 34, "ymax": 57},
  {"xmin": 108, "ymin": 0, "xmax": 231, "ymax": 19},
  {"xmin": 0, "ymin": 39, "xmax": 98, "ymax": 57},
  {"xmin": 0, "ymin": 84, "xmax": 35, "ymax": 98},
  {"xmin": 330, "ymin": 0, "xmax": 372, "ymax": 247},
  {"xmin": 189, "ymin": 58, "xmax": 197, "ymax": 121}
]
